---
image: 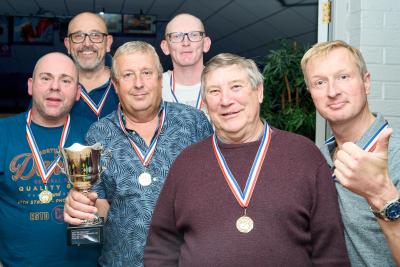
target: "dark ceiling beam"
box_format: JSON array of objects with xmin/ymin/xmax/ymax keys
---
[
  {"xmin": 167, "ymin": 0, "xmax": 187, "ymax": 20},
  {"xmin": 213, "ymin": 6, "xmax": 289, "ymax": 43},
  {"xmin": 276, "ymin": 0, "xmax": 317, "ymax": 7},
  {"xmin": 5, "ymin": 0, "xmax": 17, "ymax": 14},
  {"xmin": 120, "ymin": 0, "xmax": 127, "ymax": 14},
  {"xmin": 204, "ymin": 0, "xmax": 235, "ymax": 21},
  {"xmin": 145, "ymin": 0, "xmax": 157, "ymax": 15},
  {"xmin": 64, "ymin": 0, "xmax": 71, "ymax": 16},
  {"xmin": 213, "ymin": 0, "xmax": 313, "ymax": 43}
]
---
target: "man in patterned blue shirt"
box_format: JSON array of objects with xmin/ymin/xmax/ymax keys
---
[{"xmin": 64, "ymin": 41, "xmax": 213, "ymax": 266}]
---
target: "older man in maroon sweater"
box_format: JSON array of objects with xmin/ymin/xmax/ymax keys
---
[{"xmin": 144, "ymin": 53, "xmax": 350, "ymax": 266}]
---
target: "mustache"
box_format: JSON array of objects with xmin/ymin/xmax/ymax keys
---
[{"xmin": 77, "ymin": 47, "xmax": 97, "ymax": 53}]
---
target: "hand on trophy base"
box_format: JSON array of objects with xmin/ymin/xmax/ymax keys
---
[{"xmin": 65, "ymin": 189, "xmax": 105, "ymax": 246}]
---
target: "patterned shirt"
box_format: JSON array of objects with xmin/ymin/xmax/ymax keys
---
[{"xmin": 87, "ymin": 101, "xmax": 213, "ymax": 267}]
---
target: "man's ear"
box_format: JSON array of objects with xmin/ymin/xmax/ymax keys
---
[
  {"xmin": 363, "ymin": 72, "xmax": 371, "ymax": 95},
  {"xmin": 106, "ymin": 35, "xmax": 113, "ymax": 53},
  {"xmin": 27, "ymin": 78, "xmax": 33, "ymax": 96},
  {"xmin": 112, "ymin": 80, "xmax": 119, "ymax": 95},
  {"xmin": 160, "ymin": 40, "xmax": 170, "ymax": 56},
  {"xmin": 75, "ymin": 84, "xmax": 81, "ymax": 101},
  {"xmin": 64, "ymin": 37, "xmax": 71, "ymax": 54},
  {"xmin": 257, "ymin": 84, "xmax": 264, "ymax": 104},
  {"xmin": 203, "ymin": 36, "xmax": 211, "ymax": 53}
]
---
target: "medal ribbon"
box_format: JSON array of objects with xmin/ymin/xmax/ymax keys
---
[
  {"xmin": 117, "ymin": 103, "xmax": 166, "ymax": 167},
  {"xmin": 326, "ymin": 121, "xmax": 389, "ymax": 179},
  {"xmin": 80, "ymin": 79, "xmax": 112, "ymax": 117},
  {"xmin": 26, "ymin": 109, "xmax": 70, "ymax": 184},
  {"xmin": 169, "ymin": 71, "xmax": 203, "ymax": 110},
  {"xmin": 212, "ymin": 123, "xmax": 271, "ymax": 208}
]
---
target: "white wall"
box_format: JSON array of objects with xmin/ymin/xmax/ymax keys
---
[{"xmin": 331, "ymin": 0, "xmax": 400, "ymax": 128}]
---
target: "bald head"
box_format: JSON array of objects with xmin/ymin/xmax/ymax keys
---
[
  {"xmin": 165, "ymin": 13, "xmax": 205, "ymax": 35},
  {"xmin": 28, "ymin": 52, "xmax": 80, "ymax": 126},
  {"xmin": 68, "ymin": 12, "xmax": 108, "ymax": 35},
  {"xmin": 33, "ymin": 52, "xmax": 78, "ymax": 82}
]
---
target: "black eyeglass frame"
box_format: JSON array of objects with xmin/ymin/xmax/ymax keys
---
[
  {"xmin": 68, "ymin": 31, "xmax": 108, "ymax": 44},
  {"xmin": 166, "ymin": 31, "xmax": 206, "ymax": 43}
]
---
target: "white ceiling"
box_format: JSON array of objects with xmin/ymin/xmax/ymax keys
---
[{"xmin": 0, "ymin": 0, "xmax": 318, "ymax": 66}]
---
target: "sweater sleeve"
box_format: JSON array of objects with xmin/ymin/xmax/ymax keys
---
[
  {"xmin": 144, "ymin": 159, "xmax": 184, "ymax": 266},
  {"xmin": 310, "ymin": 162, "xmax": 351, "ymax": 266}
]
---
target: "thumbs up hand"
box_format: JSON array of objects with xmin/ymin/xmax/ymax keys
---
[{"xmin": 334, "ymin": 128, "xmax": 398, "ymax": 209}]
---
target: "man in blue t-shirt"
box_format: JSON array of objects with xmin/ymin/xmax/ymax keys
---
[
  {"xmin": 0, "ymin": 52, "xmax": 99, "ymax": 266},
  {"xmin": 64, "ymin": 12, "xmax": 119, "ymax": 122}
]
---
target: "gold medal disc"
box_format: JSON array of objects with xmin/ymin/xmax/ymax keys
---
[
  {"xmin": 39, "ymin": 190, "xmax": 53, "ymax": 204},
  {"xmin": 138, "ymin": 172, "xmax": 152, "ymax": 186},
  {"xmin": 236, "ymin": 215, "xmax": 254, "ymax": 233}
]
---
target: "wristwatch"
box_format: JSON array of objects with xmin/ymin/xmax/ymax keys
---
[{"xmin": 371, "ymin": 197, "xmax": 400, "ymax": 221}]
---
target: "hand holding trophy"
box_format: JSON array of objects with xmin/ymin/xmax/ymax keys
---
[{"xmin": 59, "ymin": 142, "xmax": 107, "ymax": 246}]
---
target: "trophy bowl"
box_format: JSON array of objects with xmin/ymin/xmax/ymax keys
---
[
  {"xmin": 59, "ymin": 142, "xmax": 106, "ymax": 246},
  {"xmin": 60, "ymin": 142, "xmax": 103, "ymax": 193}
]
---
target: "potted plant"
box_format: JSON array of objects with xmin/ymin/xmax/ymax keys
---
[{"xmin": 260, "ymin": 39, "xmax": 315, "ymax": 141}]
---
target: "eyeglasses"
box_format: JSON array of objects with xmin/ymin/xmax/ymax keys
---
[
  {"xmin": 166, "ymin": 31, "xmax": 205, "ymax": 43},
  {"xmin": 68, "ymin": 31, "xmax": 108, "ymax": 44}
]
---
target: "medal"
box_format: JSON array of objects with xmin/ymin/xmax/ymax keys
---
[
  {"xmin": 236, "ymin": 215, "xmax": 254, "ymax": 233},
  {"xmin": 212, "ymin": 122, "xmax": 271, "ymax": 233},
  {"xmin": 80, "ymin": 79, "xmax": 112, "ymax": 119},
  {"xmin": 118, "ymin": 104, "xmax": 166, "ymax": 188},
  {"xmin": 138, "ymin": 172, "xmax": 152, "ymax": 186},
  {"xmin": 39, "ymin": 186, "xmax": 53, "ymax": 204},
  {"xmin": 26, "ymin": 109, "xmax": 70, "ymax": 201}
]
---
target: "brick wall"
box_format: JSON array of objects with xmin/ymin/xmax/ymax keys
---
[{"xmin": 348, "ymin": 0, "xmax": 400, "ymax": 128}]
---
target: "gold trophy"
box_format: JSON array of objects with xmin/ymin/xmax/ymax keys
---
[{"xmin": 59, "ymin": 143, "xmax": 106, "ymax": 246}]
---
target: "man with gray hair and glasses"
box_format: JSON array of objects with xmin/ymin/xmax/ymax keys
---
[
  {"xmin": 160, "ymin": 13, "xmax": 211, "ymax": 113},
  {"xmin": 64, "ymin": 12, "xmax": 119, "ymax": 122},
  {"xmin": 64, "ymin": 41, "xmax": 212, "ymax": 266}
]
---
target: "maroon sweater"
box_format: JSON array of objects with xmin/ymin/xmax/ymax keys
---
[{"xmin": 144, "ymin": 129, "xmax": 350, "ymax": 267}]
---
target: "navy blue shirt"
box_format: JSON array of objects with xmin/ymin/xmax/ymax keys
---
[
  {"xmin": 87, "ymin": 101, "xmax": 213, "ymax": 266},
  {"xmin": 71, "ymin": 78, "xmax": 119, "ymax": 122},
  {"xmin": 0, "ymin": 112, "xmax": 99, "ymax": 266}
]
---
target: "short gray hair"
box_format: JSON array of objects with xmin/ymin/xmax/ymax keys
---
[
  {"xmin": 201, "ymin": 53, "xmax": 263, "ymax": 99},
  {"xmin": 111, "ymin": 41, "xmax": 163, "ymax": 81}
]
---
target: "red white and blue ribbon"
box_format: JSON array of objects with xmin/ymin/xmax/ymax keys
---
[
  {"xmin": 117, "ymin": 103, "xmax": 166, "ymax": 167},
  {"xmin": 212, "ymin": 123, "xmax": 271, "ymax": 208},
  {"xmin": 169, "ymin": 71, "xmax": 203, "ymax": 110},
  {"xmin": 80, "ymin": 80, "xmax": 112, "ymax": 118},
  {"xmin": 26, "ymin": 109, "xmax": 70, "ymax": 184},
  {"xmin": 326, "ymin": 121, "xmax": 389, "ymax": 179}
]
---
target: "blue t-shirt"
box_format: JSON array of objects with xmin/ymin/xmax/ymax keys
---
[
  {"xmin": 87, "ymin": 101, "xmax": 213, "ymax": 266},
  {"xmin": 71, "ymin": 78, "xmax": 119, "ymax": 123},
  {"xmin": 0, "ymin": 112, "xmax": 100, "ymax": 267}
]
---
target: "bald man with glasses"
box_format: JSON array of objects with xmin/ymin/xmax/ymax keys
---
[
  {"xmin": 160, "ymin": 13, "xmax": 211, "ymax": 113},
  {"xmin": 64, "ymin": 12, "xmax": 119, "ymax": 122}
]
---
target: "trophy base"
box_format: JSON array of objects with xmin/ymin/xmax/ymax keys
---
[{"xmin": 67, "ymin": 218, "xmax": 104, "ymax": 246}]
